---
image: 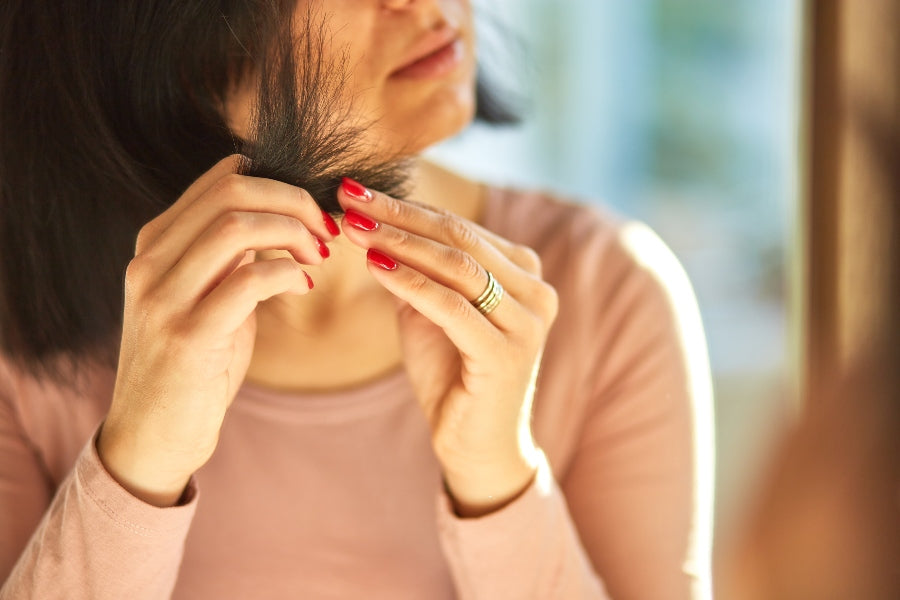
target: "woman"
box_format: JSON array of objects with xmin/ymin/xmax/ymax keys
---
[{"xmin": 0, "ymin": 1, "xmax": 712, "ymax": 598}]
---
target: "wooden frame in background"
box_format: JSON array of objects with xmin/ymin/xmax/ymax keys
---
[{"xmin": 805, "ymin": 0, "xmax": 899, "ymax": 404}]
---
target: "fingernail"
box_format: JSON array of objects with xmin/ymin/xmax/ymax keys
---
[
  {"xmin": 344, "ymin": 209, "xmax": 379, "ymax": 232},
  {"xmin": 341, "ymin": 177, "xmax": 373, "ymax": 201},
  {"xmin": 367, "ymin": 249, "xmax": 397, "ymax": 271},
  {"xmin": 315, "ymin": 236, "xmax": 330, "ymax": 258},
  {"xmin": 322, "ymin": 210, "xmax": 340, "ymax": 237},
  {"xmin": 305, "ymin": 271, "xmax": 315, "ymax": 289}
]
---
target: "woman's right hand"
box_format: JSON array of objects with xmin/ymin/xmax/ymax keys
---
[{"xmin": 96, "ymin": 155, "xmax": 338, "ymax": 507}]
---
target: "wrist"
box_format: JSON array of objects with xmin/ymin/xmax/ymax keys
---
[
  {"xmin": 442, "ymin": 446, "xmax": 540, "ymax": 518},
  {"xmin": 96, "ymin": 421, "xmax": 196, "ymax": 507}
]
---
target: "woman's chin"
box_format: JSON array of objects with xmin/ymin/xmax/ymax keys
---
[{"xmin": 387, "ymin": 107, "xmax": 477, "ymax": 157}]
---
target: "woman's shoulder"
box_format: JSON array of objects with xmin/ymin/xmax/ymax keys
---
[
  {"xmin": 481, "ymin": 184, "xmax": 704, "ymax": 358},
  {"xmin": 480, "ymin": 185, "xmax": 623, "ymax": 253},
  {"xmin": 480, "ymin": 185, "xmax": 676, "ymax": 297},
  {"xmin": 480, "ymin": 187, "xmax": 710, "ymax": 474},
  {"xmin": 482, "ymin": 184, "xmax": 707, "ymax": 385}
]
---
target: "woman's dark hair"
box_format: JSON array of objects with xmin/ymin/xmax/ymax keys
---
[{"xmin": 0, "ymin": 1, "xmax": 518, "ymax": 382}]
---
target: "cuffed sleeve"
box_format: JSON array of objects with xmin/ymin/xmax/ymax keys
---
[
  {"xmin": 1, "ymin": 426, "xmax": 198, "ymax": 600},
  {"xmin": 435, "ymin": 449, "xmax": 609, "ymax": 599}
]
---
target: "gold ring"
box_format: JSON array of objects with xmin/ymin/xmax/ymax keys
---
[{"xmin": 471, "ymin": 270, "xmax": 504, "ymax": 316}]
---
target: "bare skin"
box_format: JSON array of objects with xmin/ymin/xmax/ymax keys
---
[
  {"xmin": 97, "ymin": 0, "xmax": 554, "ymax": 518},
  {"xmin": 245, "ymin": 160, "xmax": 485, "ymax": 393}
]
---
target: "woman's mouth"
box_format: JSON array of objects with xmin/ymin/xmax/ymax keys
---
[{"xmin": 390, "ymin": 37, "xmax": 465, "ymax": 80}]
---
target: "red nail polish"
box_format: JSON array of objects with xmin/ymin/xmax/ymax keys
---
[
  {"xmin": 305, "ymin": 272, "xmax": 314, "ymax": 289},
  {"xmin": 341, "ymin": 177, "xmax": 373, "ymax": 201},
  {"xmin": 367, "ymin": 249, "xmax": 398, "ymax": 271},
  {"xmin": 315, "ymin": 236, "xmax": 330, "ymax": 258},
  {"xmin": 344, "ymin": 209, "xmax": 379, "ymax": 232},
  {"xmin": 322, "ymin": 210, "xmax": 340, "ymax": 236}
]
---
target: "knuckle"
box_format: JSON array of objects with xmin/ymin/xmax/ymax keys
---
[
  {"xmin": 231, "ymin": 265, "xmax": 262, "ymax": 295},
  {"xmin": 530, "ymin": 279, "xmax": 559, "ymax": 325},
  {"xmin": 124, "ymin": 256, "xmax": 149, "ymax": 286},
  {"xmin": 386, "ymin": 226, "xmax": 415, "ymax": 252},
  {"xmin": 442, "ymin": 217, "xmax": 478, "ymax": 251},
  {"xmin": 405, "ymin": 271, "xmax": 430, "ymax": 296},
  {"xmin": 424, "ymin": 203, "xmax": 453, "ymax": 220},
  {"xmin": 446, "ymin": 291, "xmax": 474, "ymax": 320},
  {"xmin": 297, "ymin": 187, "xmax": 316, "ymax": 208},
  {"xmin": 134, "ymin": 224, "xmax": 154, "ymax": 254},
  {"xmin": 443, "ymin": 247, "xmax": 481, "ymax": 281},
  {"xmin": 216, "ymin": 211, "xmax": 251, "ymax": 240},
  {"xmin": 282, "ymin": 214, "xmax": 307, "ymax": 237},
  {"xmin": 512, "ymin": 244, "xmax": 542, "ymax": 275},
  {"xmin": 213, "ymin": 173, "xmax": 248, "ymax": 200},
  {"xmin": 382, "ymin": 195, "xmax": 408, "ymax": 223}
]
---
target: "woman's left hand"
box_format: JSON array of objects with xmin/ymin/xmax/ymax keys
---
[{"xmin": 337, "ymin": 178, "xmax": 559, "ymax": 517}]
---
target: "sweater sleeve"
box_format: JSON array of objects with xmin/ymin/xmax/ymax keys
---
[
  {"xmin": 435, "ymin": 449, "xmax": 610, "ymax": 599},
  {"xmin": 0, "ymin": 390, "xmax": 198, "ymax": 600},
  {"xmin": 434, "ymin": 221, "xmax": 714, "ymax": 599}
]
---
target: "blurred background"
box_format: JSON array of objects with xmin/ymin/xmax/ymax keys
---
[{"xmin": 428, "ymin": 0, "xmax": 803, "ymax": 578}]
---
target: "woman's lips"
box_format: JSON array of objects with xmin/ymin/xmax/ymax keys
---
[{"xmin": 390, "ymin": 38, "xmax": 464, "ymax": 80}]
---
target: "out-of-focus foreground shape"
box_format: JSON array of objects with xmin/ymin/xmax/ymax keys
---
[{"xmin": 720, "ymin": 0, "xmax": 900, "ymax": 598}]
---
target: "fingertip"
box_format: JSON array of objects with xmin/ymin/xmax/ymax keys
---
[
  {"xmin": 315, "ymin": 236, "xmax": 331, "ymax": 259},
  {"xmin": 290, "ymin": 247, "xmax": 324, "ymax": 268},
  {"xmin": 322, "ymin": 210, "xmax": 341, "ymax": 237},
  {"xmin": 340, "ymin": 177, "xmax": 374, "ymax": 203},
  {"xmin": 345, "ymin": 209, "xmax": 380, "ymax": 232},
  {"xmin": 287, "ymin": 270, "xmax": 314, "ymax": 295},
  {"xmin": 367, "ymin": 248, "xmax": 398, "ymax": 271}
]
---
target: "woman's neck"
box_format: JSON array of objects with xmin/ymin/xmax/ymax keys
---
[{"xmin": 244, "ymin": 159, "xmax": 485, "ymax": 393}]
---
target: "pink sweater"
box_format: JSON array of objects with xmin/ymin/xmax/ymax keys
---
[{"xmin": 0, "ymin": 187, "xmax": 712, "ymax": 599}]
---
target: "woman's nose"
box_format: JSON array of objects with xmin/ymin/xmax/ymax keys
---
[
  {"xmin": 381, "ymin": 0, "xmax": 446, "ymax": 24},
  {"xmin": 381, "ymin": 0, "xmax": 416, "ymax": 9}
]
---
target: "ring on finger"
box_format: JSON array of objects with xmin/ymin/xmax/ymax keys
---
[{"xmin": 471, "ymin": 270, "xmax": 504, "ymax": 316}]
